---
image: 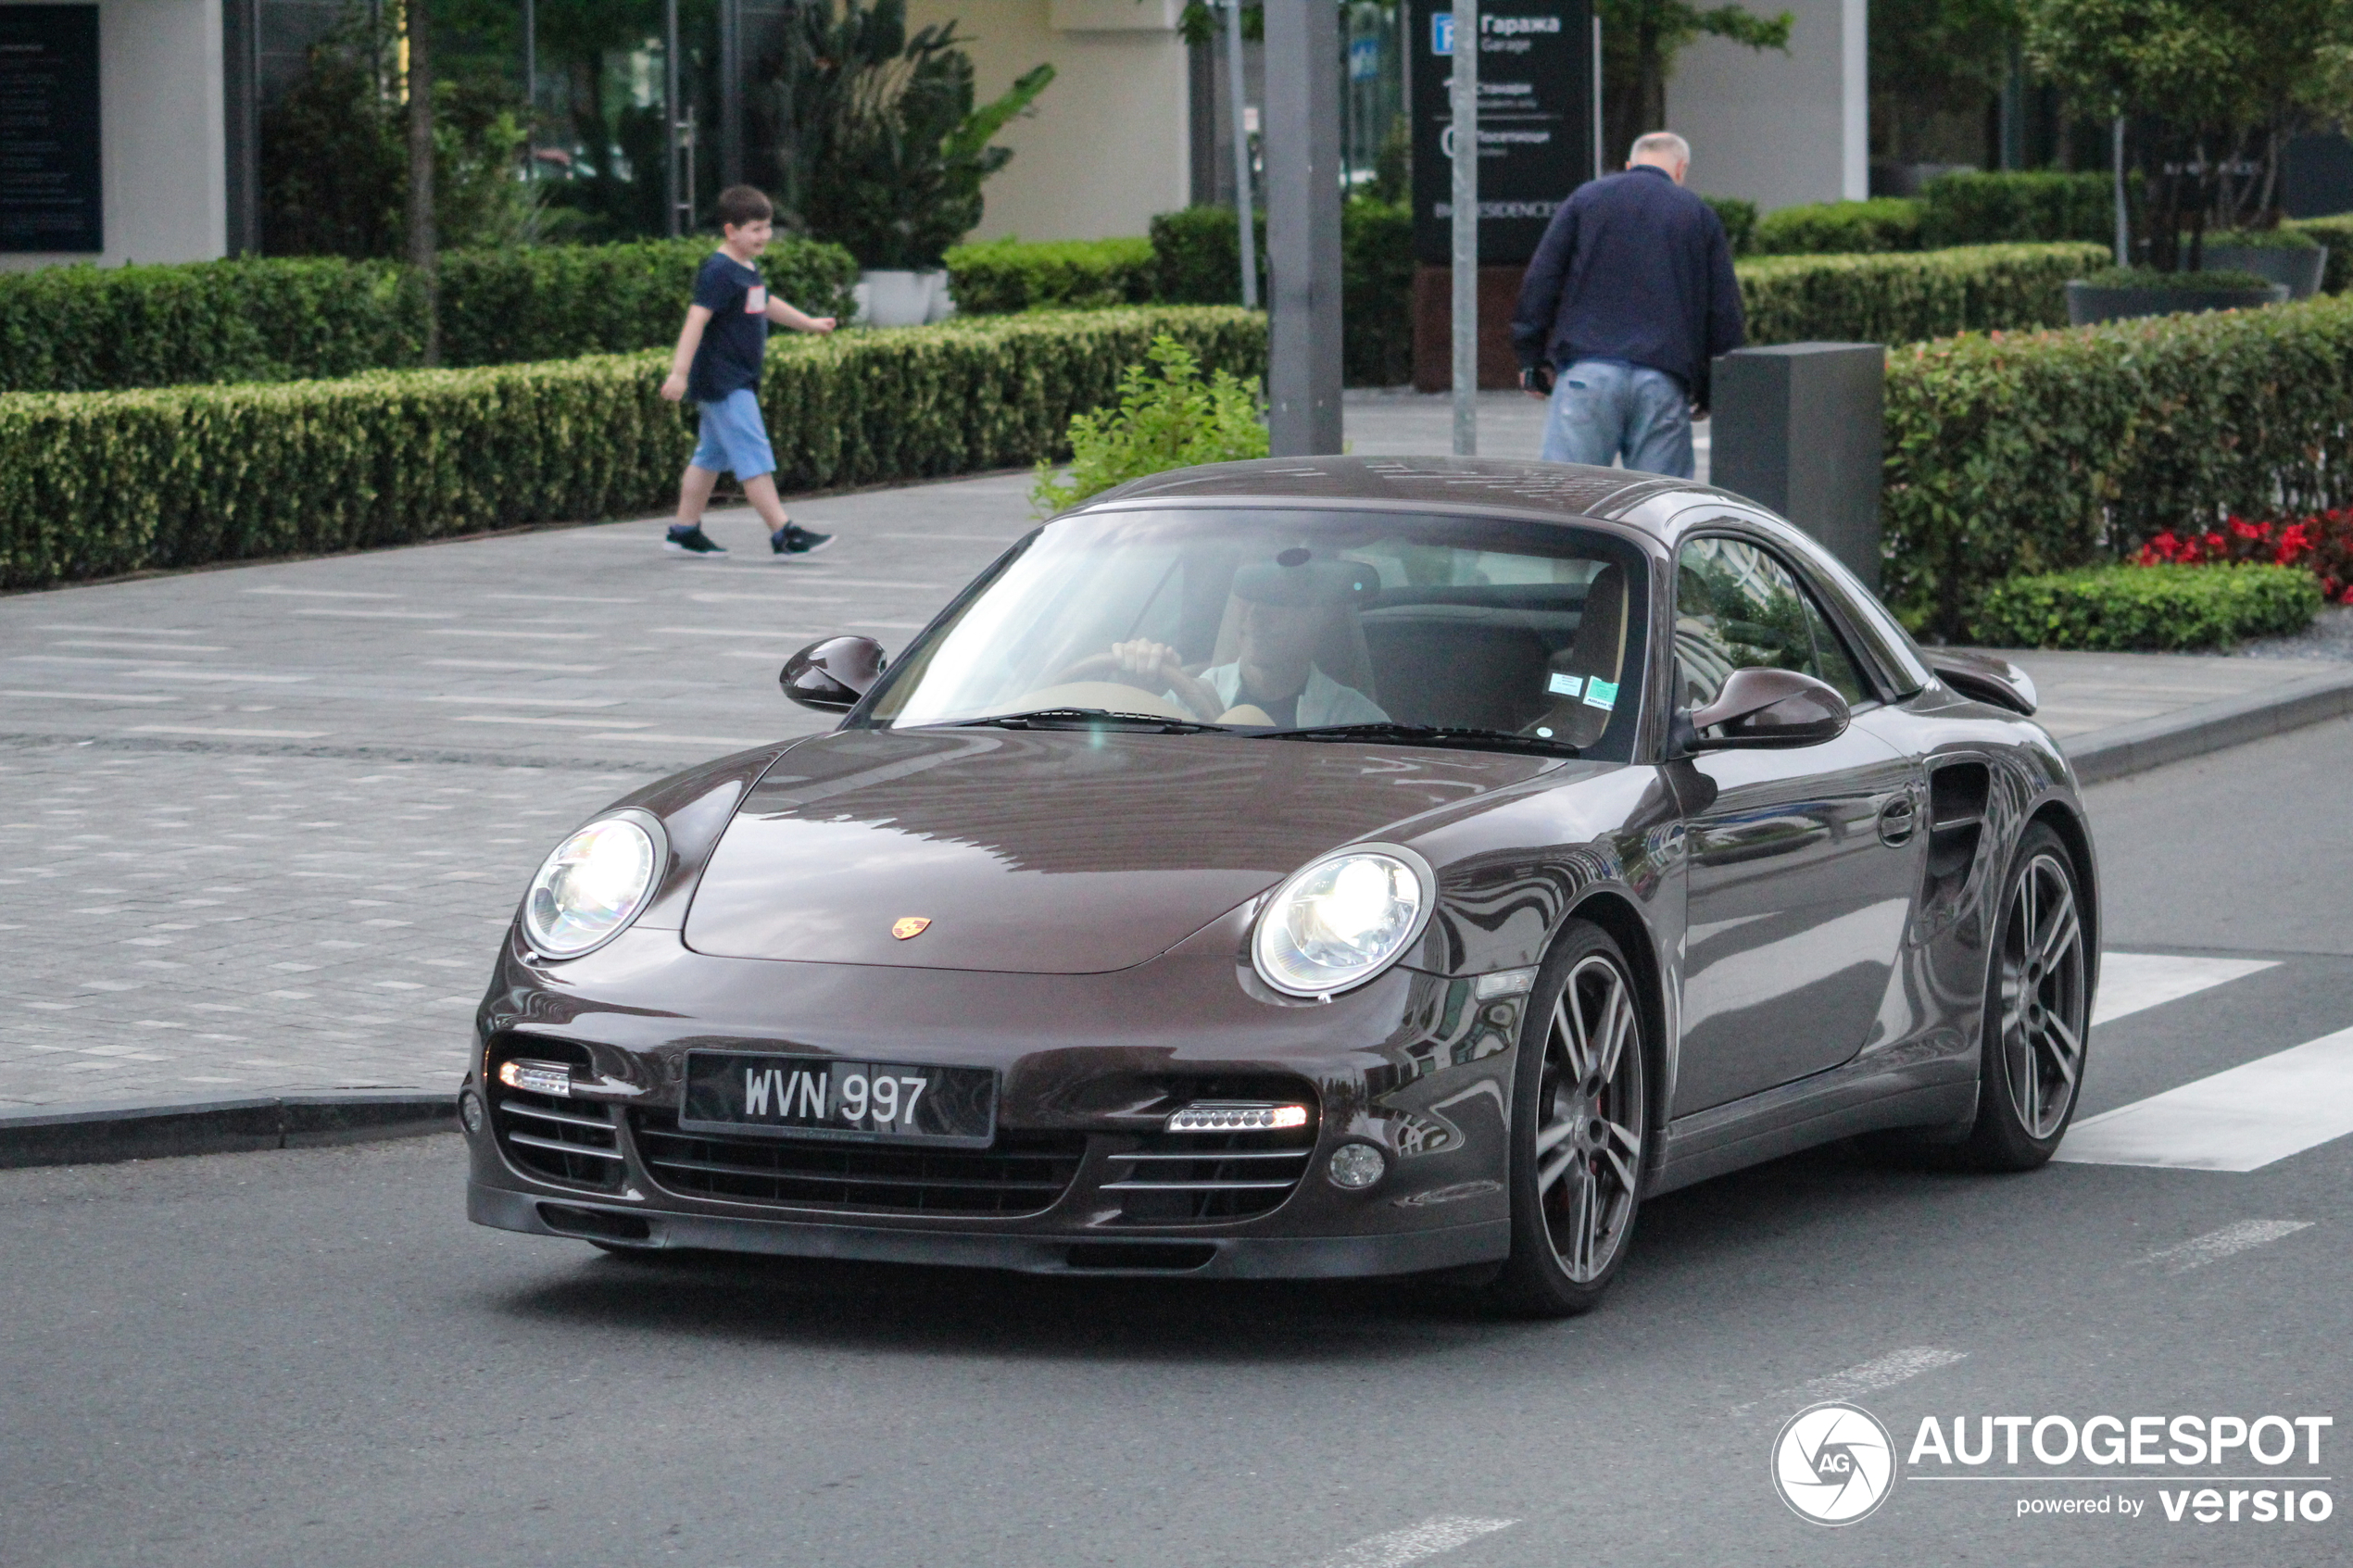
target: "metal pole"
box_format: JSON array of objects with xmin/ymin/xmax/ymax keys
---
[
  {"xmin": 1590, "ymin": 12, "xmax": 1603, "ymax": 181},
  {"xmin": 1224, "ymin": 0, "xmax": 1258, "ymax": 307},
  {"xmin": 663, "ymin": 0, "xmax": 682, "ymax": 236},
  {"xmin": 720, "ymin": 0, "xmax": 744, "ymax": 190},
  {"xmin": 522, "ymin": 0, "xmax": 535, "ymax": 181},
  {"xmin": 1450, "ymin": 0, "xmax": 1478, "ymax": 456},
  {"xmin": 1265, "ymin": 0, "xmax": 1344, "ymax": 455},
  {"xmin": 2112, "ymin": 114, "xmax": 2129, "ymax": 268}
]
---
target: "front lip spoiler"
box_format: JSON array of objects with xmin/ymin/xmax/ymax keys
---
[{"xmin": 469, "ymin": 1181, "xmax": 1508, "ymax": 1280}]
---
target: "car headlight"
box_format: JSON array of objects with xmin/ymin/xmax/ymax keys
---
[
  {"xmin": 1252, "ymin": 846, "xmax": 1434, "ymax": 997},
  {"xmin": 522, "ymin": 816, "xmax": 661, "ymax": 959}
]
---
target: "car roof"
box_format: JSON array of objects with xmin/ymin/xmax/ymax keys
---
[{"xmin": 1077, "ymin": 455, "xmax": 1749, "ymax": 541}]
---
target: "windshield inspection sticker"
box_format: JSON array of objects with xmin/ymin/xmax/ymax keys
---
[
  {"xmin": 1546, "ymin": 671, "xmax": 1584, "ymax": 697},
  {"xmin": 1582, "ymin": 678, "xmax": 1618, "ymax": 711}
]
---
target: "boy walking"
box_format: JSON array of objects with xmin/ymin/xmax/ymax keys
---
[{"xmin": 659, "ymin": 185, "xmax": 837, "ymax": 555}]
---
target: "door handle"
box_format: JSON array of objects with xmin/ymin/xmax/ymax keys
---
[{"xmin": 1877, "ymin": 796, "xmax": 1918, "ymax": 847}]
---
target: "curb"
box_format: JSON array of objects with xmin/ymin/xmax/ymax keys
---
[
  {"xmin": 2062, "ymin": 666, "xmax": 2353, "ymax": 784},
  {"xmin": 0, "ymin": 1090, "xmax": 456, "ymax": 1171}
]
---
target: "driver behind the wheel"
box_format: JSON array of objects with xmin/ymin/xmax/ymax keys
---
[{"xmin": 1106, "ymin": 558, "xmax": 1388, "ymax": 727}]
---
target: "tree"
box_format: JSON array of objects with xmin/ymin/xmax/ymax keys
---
[
  {"xmin": 1869, "ymin": 0, "xmax": 2018, "ymax": 166},
  {"xmin": 767, "ymin": 0, "xmax": 1053, "ymax": 269},
  {"xmin": 2023, "ymin": 0, "xmax": 2353, "ymax": 266},
  {"xmin": 1599, "ymin": 0, "xmax": 1793, "ymax": 170}
]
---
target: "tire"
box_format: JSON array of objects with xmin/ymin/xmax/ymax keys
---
[
  {"xmin": 1485, "ymin": 919, "xmax": 1651, "ymax": 1317},
  {"xmin": 1960, "ymin": 822, "xmax": 2090, "ymax": 1172}
]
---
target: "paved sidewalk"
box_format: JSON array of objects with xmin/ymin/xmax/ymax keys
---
[{"xmin": 0, "ymin": 405, "xmax": 2325, "ymax": 1115}]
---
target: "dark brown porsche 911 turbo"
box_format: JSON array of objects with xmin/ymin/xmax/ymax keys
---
[{"xmin": 462, "ymin": 457, "xmax": 2098, "ymax": 1315}]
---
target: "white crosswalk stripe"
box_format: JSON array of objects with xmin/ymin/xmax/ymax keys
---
[
  {"xmin": 2092, "ymin": 952, "xmax": 2280, "ymax": 1026},
  {"xmin": 2059, "ymin": 1024, "xmax": 2353, "ymax": 1171}
]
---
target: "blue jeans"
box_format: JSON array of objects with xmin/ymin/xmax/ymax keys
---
[{"xmin": 1541, "ymin": 358, "xmax": 1694, "ymax": 479}]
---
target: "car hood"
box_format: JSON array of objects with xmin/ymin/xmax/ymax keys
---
[{"xmin": 681, "ymin": 727, "xmax": 1563, "ymax": 972}]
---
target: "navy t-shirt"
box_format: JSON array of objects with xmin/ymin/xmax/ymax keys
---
[{"xmin": 686, "ymin": 251, "xmax": 768, "ymax": 403}]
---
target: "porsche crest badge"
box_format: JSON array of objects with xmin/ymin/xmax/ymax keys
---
[{"xmin": 891, "ymin": 916, "xmax": 932, "ymax": 940}]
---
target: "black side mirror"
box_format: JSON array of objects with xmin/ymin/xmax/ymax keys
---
[
  {"xmin": 781, "ymin": 635, "xmax": 886, "ymax": 712},
  {"xmin": 1680, "ymin": 667, "xmax": 1850, "ymax": 751}
]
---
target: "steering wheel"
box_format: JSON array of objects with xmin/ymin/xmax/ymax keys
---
[{"xmin": 1048, "ymin": 650, "xmax": 1224, "ymax": 722}]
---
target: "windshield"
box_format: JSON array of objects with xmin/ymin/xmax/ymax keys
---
[{"xmin": 861, "ymin": 508, "xmax": 1651, "ymax": 759}]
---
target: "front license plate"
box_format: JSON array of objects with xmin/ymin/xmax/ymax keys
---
[{"xmin": 679, "ymin": 1051, "xmax": 997, "ymax": 1148}]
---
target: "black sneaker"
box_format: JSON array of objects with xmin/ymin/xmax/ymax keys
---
[
  {"xmin": 772, "ymin": 523, "xmax": 835, "ymax": 555},
  {"xmin": 663, "ymin": 526, "xmax": 727, "ymax": 555}
]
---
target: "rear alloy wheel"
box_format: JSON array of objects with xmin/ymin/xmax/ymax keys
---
[
  {"xmin": 1963, "ymin": 823, "xmax": 2089, "ymax": 1171},
  {"xmin": 1489, "ymin": 921, "xmax": 1649, "ymax": 1317}
]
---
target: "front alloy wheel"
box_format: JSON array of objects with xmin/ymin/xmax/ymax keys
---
[
  {"xmin": 1965, "ymin": 822, "xmax": 2089, "ymax": 1169},
  {"xmin": 1490, "ymin": 921, "xmax": 1648, "ymax": 1316}
]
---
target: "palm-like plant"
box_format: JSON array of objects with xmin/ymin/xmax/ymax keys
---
[{"xmin": 769, "ymin": 0, "xmax": 1053, "ymax": 270}]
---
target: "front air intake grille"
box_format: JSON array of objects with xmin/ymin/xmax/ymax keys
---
[
  {"xmin": 492, "ymin": 1086, "xmax": 623, "ymax": 1193},
  {"xmin": 629, "ymin": 1110, "xmax": 1087, "ymax": 1216},
  {"xmin": 1101, "ymin": 1128, "xmax": 1315, "ymax": 1223}
]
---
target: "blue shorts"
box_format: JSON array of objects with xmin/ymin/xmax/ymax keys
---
[{"xmin": 689, "ymin": 387, "xmax": 776, "ymax": 481}]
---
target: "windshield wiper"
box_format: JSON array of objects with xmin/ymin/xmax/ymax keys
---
[
  {"xmin": 940, "ymin": 708, "xmax": 1231, "ymax": 734},
  {"xmin": 1249, "ymin": 721, "xmax": 1581, "ymax": 758}
]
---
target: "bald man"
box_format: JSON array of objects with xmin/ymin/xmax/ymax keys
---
[{"xmin": 1510, "ymin": 130, "xmax": 1745, "ymax": 480}]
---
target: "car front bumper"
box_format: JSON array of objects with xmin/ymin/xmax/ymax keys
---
[{"xmin": 460, "ymin": 922, "xmax": 1526, "ymax": 1280}]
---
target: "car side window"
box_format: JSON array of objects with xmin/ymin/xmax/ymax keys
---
[{"xmin": 1674, "ymin": 535, "xmax": 1870, "ymax": 709}]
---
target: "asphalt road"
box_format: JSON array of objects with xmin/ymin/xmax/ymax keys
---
[{"xmin": 4, "ymin": 720, "xmax": 2350, "ymax": 1567}]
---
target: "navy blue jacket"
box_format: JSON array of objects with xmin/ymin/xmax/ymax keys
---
[{"xmin": 1510, "ymin": 165, "xmax": 1745, "ymax": 408}]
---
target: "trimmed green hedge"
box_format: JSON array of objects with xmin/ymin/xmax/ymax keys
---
[
  {"xmin": 1341, "ymin": 199, "xmax": 1416, "ymax": 388},
  {"xmin": 0, "ymin": 307, "xmax": 1264, "ymax": 590},
  {"xmin": 1919, "ymin": 171, "xmax": 2117, "ymax": 248},
  {"xmin": 1752, "ymin": 198, "xmax": 1926, "ymax": 256},
  {"xmin": 1703, "ymin": 196, "xmax": 1759, "ymax": 257},
  {"xmin": 1145, "ymin": 201, "xmax": 1414, "ymax": 386},
  {"xmin": 1740, "ymin": 244, "xmax": 2107, "ymax": 348},
  {"xmin": 941, "ymin": 236, "xmax": 1157, "ymax": 313},
  {"xmin": 1149, "ymin": 205, "xmax": 1268, "ymax": 307},
  {"xmin": 1968, "ymin": 564, "xmax": 2320, "ymax": 650},
  {"xmin": 0, "ymin": 257, "xmax": 425, "ymax": 393},
  {"xmin": 435, "ymin": 237, "xmax": 859, "ymax": 367},
  {"xmin": 1883, "ymin": 295, "xmax": 2353, "ymax": 638},
  {"xmin": 0, "ymin": 237, "xmax": 860, "ymax": 393}
]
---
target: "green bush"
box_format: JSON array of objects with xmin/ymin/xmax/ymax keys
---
[
  {"xmin": 1147, "ymin": 201, "xmax": 1415, "ymax": 386},
  {"xmin": 2072, "ymin": 265, "xmax": 2276, "ymax": 291},
  {"xmin": 1751, "ymin": 198, "xmax": 1925, "ymax": 256},
  {"xmin": 1739, "ymin": 243, "xmax": 2107, "ymax": 347},
  {"xmin": 0, "ymin": 257, "xmax": 426, "ymax": 393},
  {"xmin": 435, "ymin": 237, "xmax": 859, "ymax": 366},
  {"xmin": 1150, "ymin": 204, "xmax": 1268, "ymax": 305},
  {"xmin": 2284, "ymin": 215, "xmax": 2353, "ymax": 294},
  {"xmin": 1030, "ymin": 332, "xmax": 1268, "ymax": 513},
  {"xmin": 941, "ymin": 236, "xmax": 1156, "ymax": 313},
  {"xmin": 2201, "ymin": 227, "xmax": 2321, "ymax": 251},
  {"xmin": 1703, "ymin": 196, "xmax": 1759, "ymax": 257},
  {"xmin": 0, "ymin": 307, "xmax": 1265, "ymax": 590},
  {"xmin": 1883, "ymin": 295, "xmax": 2353, "ymax": 639},
  {"xmin": 1919, "ymin": 171, "xmax": 2117, "ymax": 247},
  {"xmin": 0, "ymin": 238, "xmax": 860, "ymax": 393},
  {"xmin": 1967, "ymin": 564, "xmax": 2320, "ymax": 650},
  {"xmin": 1341, "ymin": 199, "xmax": 1416, "ymax": 387}
]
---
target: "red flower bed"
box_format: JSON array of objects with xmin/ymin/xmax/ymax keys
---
[{"xmin": 2135, "ymin": 510, "xmax": 2353, "ymax": 604}]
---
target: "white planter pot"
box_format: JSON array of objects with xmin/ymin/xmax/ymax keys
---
[
  {"xmin": 922, "ymin": 269, "xmax": 956, "ymax": 323},
  {"xmin": 859, "ymin": 269, "xmax": 933, "ymax": 328}
]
